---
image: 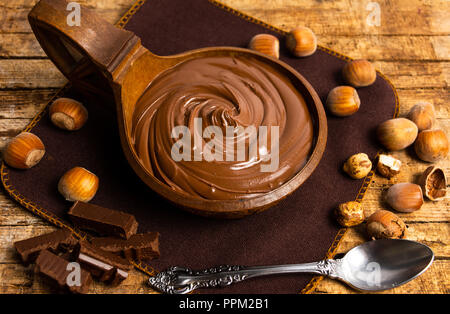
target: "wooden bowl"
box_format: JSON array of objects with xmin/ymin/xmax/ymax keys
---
[{"xmin": 29, "ymin": 0, "xmax": 327, "ymax": 218}]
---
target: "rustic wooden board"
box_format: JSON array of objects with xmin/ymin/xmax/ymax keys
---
[{"xmin": 0, "ymin": 0, "xmax": 448, "ymax": 294}]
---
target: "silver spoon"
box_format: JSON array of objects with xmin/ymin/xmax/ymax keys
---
[{"xmin": 148, "ymin": 239, "xmax": 434, "ymax": 294}]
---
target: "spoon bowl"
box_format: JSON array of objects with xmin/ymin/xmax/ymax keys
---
[{"xmin": 339, "ymin": 239, "xmax": 434, "ymax": 291}]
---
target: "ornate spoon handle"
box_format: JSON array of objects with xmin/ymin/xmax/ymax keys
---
[{"xmin": 148, "ymin": 260, "xmax": 343, "ymax": 294}]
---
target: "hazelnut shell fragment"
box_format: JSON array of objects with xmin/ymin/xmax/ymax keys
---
[
  {"xmin": 366, "ymin": 210, "xmax": 407, "ymax": 240},
  {"xmin": 418, "ymin": 166, "xmax": 447, "ymax": 201},
  {"xmin": 376, "ymin": 154, "xmax": 401, "ymax": 178},
  {"xmin": 335, "ymin": 201, "xmax": 365, "ymax": 227}
]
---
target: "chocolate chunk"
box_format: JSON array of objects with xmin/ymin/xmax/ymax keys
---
[
  {"xmin": 75, "ymin": 240, "xmax": 131, "ymax": 285},
  {"xmin": 68, "ymin": 201, "xmax": 138, "ymax": 239},
  {"xmin": 14, "ymin": 229, "xmax": 78, "ymax": 265},
  {"xmin": 35, "ymin": 250, "xmax": 92, "ymax": 294},
  {"xmin": 91, "ymin": 232, "xmax": 160, "ymax": 261}
]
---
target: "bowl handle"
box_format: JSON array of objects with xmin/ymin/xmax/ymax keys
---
[{"xmin": 28, "ymin": 0, "xmax": 141, "ymax": 98}]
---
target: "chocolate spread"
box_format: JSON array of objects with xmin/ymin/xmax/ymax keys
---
[{"xmin": 131, "ymin": 55, "xmax": 313, "ymax": 200}]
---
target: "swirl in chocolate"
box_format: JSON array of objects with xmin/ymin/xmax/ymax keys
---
[{"xmin": 131, "ymin": 55, "xmax": 313, "ymax": 200}]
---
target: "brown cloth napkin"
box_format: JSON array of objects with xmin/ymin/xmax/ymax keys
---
[{"xmin": 2, "ymin": 0, "xmax": 397, "ymax": 294}]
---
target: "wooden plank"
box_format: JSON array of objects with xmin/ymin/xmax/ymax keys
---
[
  {"xmin": 2, "ymin": 0, "xmax": 449, "ymax": 36},
  {"xmin": 0, "ymin": 89, "xmax": 54, "ymax": 118},
  {"xmin": 221, "ymin": 0, "xmax": 450, "ymax": 35},
  {"xmin": 0, "ymin": 60, "xmax": 66, "ymax": 89}
]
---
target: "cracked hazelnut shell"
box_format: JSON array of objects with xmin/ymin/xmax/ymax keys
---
[
  {"xmin": 376, "ymin": 154, "xmax": 401, "ymax": 178},
  {"xmin": 366, "ymin": 210, "xmax": 407, "ymax": 240},
  {"xmin": 418, "ymin": 166, "xmax": 447, "ymax": 201}
]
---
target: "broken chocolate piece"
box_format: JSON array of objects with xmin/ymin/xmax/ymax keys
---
[
  {"xmin": 68, "ymin": 201, "xmax": 138, "ymax": 239},
  {"xmin": 91, "ymin": 232, "xmax": 160, "ymax": 261},
  {"xmin": 35, "ymin": 249, "xmax": 92, "ymax": 294},
  {"xmin": 75, "ymin": 240, "xmax": 131, "ymax": 285},
  {"xmin": 14, "ymin": 229, "xmax": 78, "ymax": 264}
]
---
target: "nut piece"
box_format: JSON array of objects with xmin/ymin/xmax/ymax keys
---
[
  {"xmin": 285, "ymin": 27, "xmax": 317, "ymax": 57},
  {"xmin": 418, "ymin": 166, "xmax": 447, "ymax": 201},
  {"xmin": 248, "ymin": 34, "xmax": 280, "ymax": 59},
  {"xmin": 377, "ymin": 118, "xmax": 418, "ymax": 151},
  {"xmin": 385, "ymin": 183, "xmax": 423, "ymax": 213},
  {"xmin": 414, "ymin": 129, "xmax": 449, "ymax": 162},
  {"xmin": 366, "ymin": 210, "xmax": 406, "ymax": 240},
  {"xmin": 49, "ymin": 98, "xmax": 88, "ymax": 131},
  {"xmin": 335, "ymin": 201, "xmax": 365, "ymax": 227},
  {"xmin": 343, "ymin": 153, "xmax": 372, "ymax": 179},
  {"xmin": 407, "ymin": 102, "xmax": 435, "ymax": 131},
  {"xmin": 342, "ymin": 59, "xmax": 377, "ymax": 87},
  {"xmin": 3, "ymin": 132, "xmax": 45, "ymax": 169},
  {"xmin": 376, "ymin": 154, "xmax": 402, "ymax": 178},
  {"xmin": 326, "ymin": 86, "xmax": 361, "ymax": 117},
  {"xmin": 58, "ymin": 167, "xmax": 99, "ymax": 202}
]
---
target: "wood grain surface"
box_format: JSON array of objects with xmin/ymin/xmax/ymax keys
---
[{"xmin": 0, "ymin": 0, "xmax": 448, "ymax": 294}]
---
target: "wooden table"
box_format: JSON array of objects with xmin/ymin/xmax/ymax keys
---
[{"xmin": 0, "ymin": 0, "xmax": 448, "ymax": 294}]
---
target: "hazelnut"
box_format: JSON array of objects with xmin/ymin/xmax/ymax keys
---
[
  {"xmin": 407, "ymin": 102, "xmax": 436, "ymax": 131},
  {"xmin": 335, "ymin": 201, "xmax": 365, "ymax": 227},
  {"xmin": 376, "ymin": 154, "xmax": 402, "ymax": 178},
  {"xmin": 248, "ymin": 34, "xmax": 279, "ymax": 59},
  {"xmin": 343, "ymin": 153, "xmax": 372, "ymax": 179},
  {"xmin": 285, "ymin": 27, "xmax": 317, "ymax": 57},
  {"xmin": 342, "ymin": 59, "xmax": 377, "ymax": 87},
  {"xmin": 49, "ymin": 98, "xmax": 88, "ymax": 131},
  {"xmin": 414, "ymin": 129, "xmax": 449, "ymax": 162},
  {"xmin": 366, "ymin": 210, "xmax": 407, "ymax": 240},
  {"xmin": 326, "ymin": 86, "xmax": 361, "ymax": 117},
  {"xmin": 58, "ymin": 167, "xmax": 99, "ymax": 202},
  {"xmin": 377, "ymin": 118, "xmax": 418, "ymax": 151},
  {"xmin": 418, "ymin": 166, "xmax": 447, "ymax": 201},
  {"xmin": 385, "ymin": 183, "xmax": 423, "ymax": 213},
  {"xmin": 3, "ymin": 132, "xmax": 45, "ymax": 169}
]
